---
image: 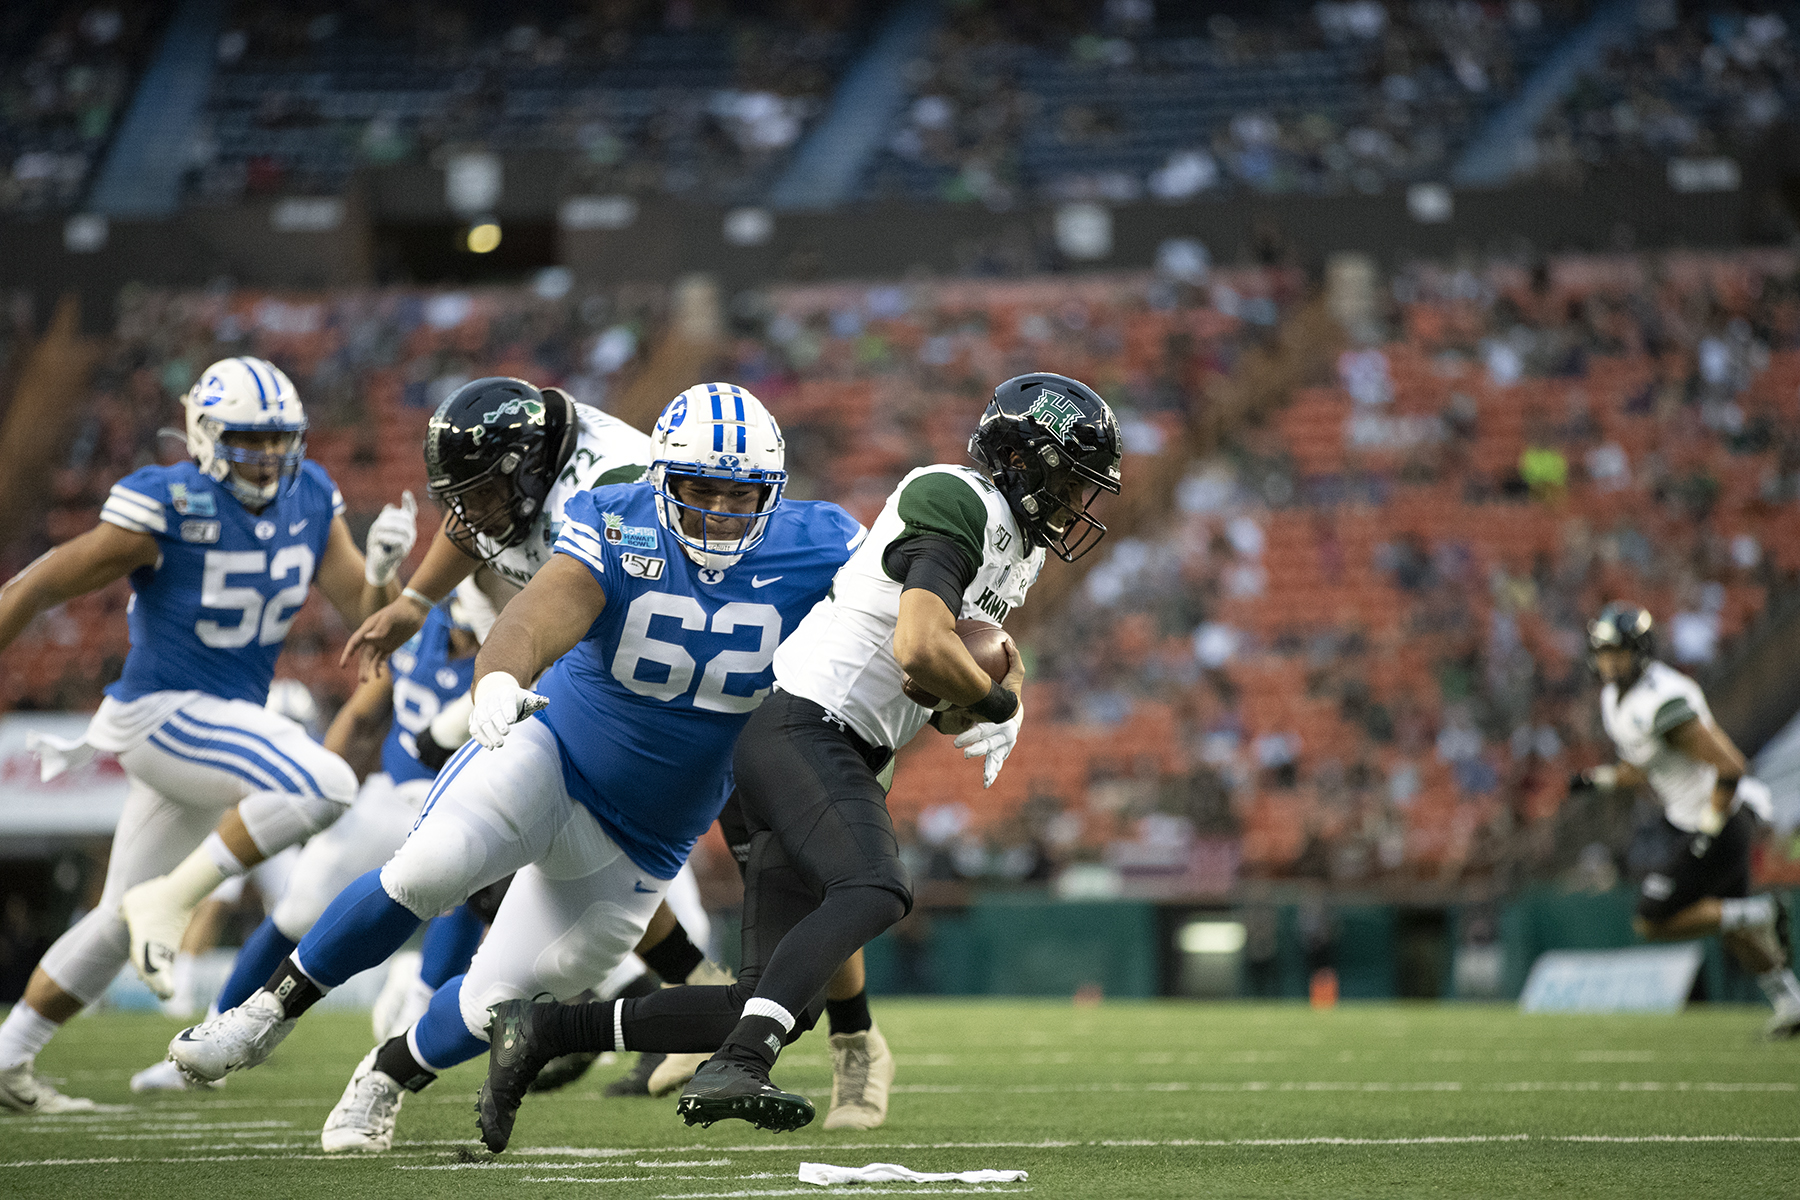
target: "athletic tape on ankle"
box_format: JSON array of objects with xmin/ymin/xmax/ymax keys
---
[{"xmin": 742, "ymin": 997, "xmax": 796, "ymax": 1034}]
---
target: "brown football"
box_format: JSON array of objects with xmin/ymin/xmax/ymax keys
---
[{"xmin": 902, "ymin": 618, "xmax": 1014, "ymax": 709}]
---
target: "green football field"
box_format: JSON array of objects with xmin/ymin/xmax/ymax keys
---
[{"xmin": 3, "ymin": 1000, "xmax": 1796, "ymax": 1198}]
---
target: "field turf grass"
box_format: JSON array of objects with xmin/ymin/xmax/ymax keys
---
[{"xmin": 2, "ymin": 999, "xmax": 1796, "ymax": 1198}]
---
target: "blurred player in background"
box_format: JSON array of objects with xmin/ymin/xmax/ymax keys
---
[
  {"xmin": 0, "ymin": 357, "xmax": 402, "ymax": 1112},
  {"xmin": 1574, "ymin": 602, "xmax": 1800, "ymax": 1037},
  {"xmin": 476, "ymin": 372, "xmax": 1123, "ymax": 1143}
]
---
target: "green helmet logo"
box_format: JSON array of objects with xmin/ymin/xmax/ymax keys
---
[{"xmin": 1024, "ymin": 389, "xmax": 1084, "ymax": 441}]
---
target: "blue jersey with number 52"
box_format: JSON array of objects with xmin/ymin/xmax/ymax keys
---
[
  {"xmin": 538, "ymin": 482, "xmax": 864, "ymax": 878},
  {"xmin": 99, "ymin": 460, "xmax": 342, "ymax": 707}
]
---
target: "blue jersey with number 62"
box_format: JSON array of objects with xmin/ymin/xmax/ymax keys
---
[
  {"xmin": 98, "ymin": 460, "xmax": 342, "ymax": 707},
  {"xmin": 538, "ymin": 482, "xmax": 864, "ymax": 878}
]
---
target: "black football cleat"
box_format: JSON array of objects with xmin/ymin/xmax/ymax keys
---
[
  {"xmin": 476, "ymin": 999, "xmax": 557, "ymax": 1152},
  {"xmin": 601, "ymin": 1052, "xmax": 665, "ymax": 1097},
  {"xmin": 529, "ymin": 1051, "xmax": 602, "ymax": 1094},
  {"xmin": 675, "ymin": 1058, "xmax": 814, "ymax": 1133}
]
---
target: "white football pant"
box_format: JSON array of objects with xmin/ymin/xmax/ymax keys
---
[{"xmin": 39, "ymin": 693, "xmax": 354, "ymax": 1005}]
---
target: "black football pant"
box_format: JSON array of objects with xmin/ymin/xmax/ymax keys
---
[{"xmin": 610, "ymin": 690, "xmax": 911, "ymax": 1053}]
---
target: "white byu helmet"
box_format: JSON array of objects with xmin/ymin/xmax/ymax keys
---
[
  {"xmin": 648, "ymin": 382, "xmax": 787, "ymax": 572},
  {"xmin": 183, "ymin": 356, "xmax": 307, "ymax": 506}
]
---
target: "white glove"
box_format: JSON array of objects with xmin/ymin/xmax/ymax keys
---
[
  {"xmin": 469, "ymin": 672, "xmax": 548, "ymax": 750},
  {"xmin": 364, "ymin": 490, "xmax": 419, "ymax": 587},
  {"xmin": 953, "ymin": 699, "xmax": 1024, "ymax": 789}
]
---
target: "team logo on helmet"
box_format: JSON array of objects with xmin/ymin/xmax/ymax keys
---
[{"xmin": 1025, "ymin": 389, "xmax": 1084, "ymax": 440}]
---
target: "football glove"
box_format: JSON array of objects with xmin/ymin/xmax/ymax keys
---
[
  {"xmin": 953, "ymin": 699, "xmax": 1023, "ymax": 789},
  {"xmin": 470, "ymin": 672, "xmax": 548, "ymax": 750},
  {"xmin": 364, "ymin": 490, "xmax": 419, "ymax": 587}
]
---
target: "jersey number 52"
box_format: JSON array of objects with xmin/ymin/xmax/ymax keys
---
[
  {"xmin": 611, "ymin": 593, "xmax": 781, "ymax": 714},
  {"xmin": 194, "ymin": 547, "xmax": 314, "ymax": 649}
]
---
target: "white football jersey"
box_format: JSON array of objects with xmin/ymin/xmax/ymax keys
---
[
  {"xmin": 1600, "ymin": 660, "xmax": 1720, "ymax": 832},
  {"xmin": 471, "ymin": 404, "xmax": 653, "ymax": 607},
  {"xmin": 774, "ymin": 464, "xmax": 1044, "ymax": 750}
]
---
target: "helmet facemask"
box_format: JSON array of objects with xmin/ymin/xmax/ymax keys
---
[
  {"xmin": 648, "ymin": 383, "xmax": 788, "ymax": 572},
  {"xmin": 183, "ymin": 357, "xmax": 308, "ymax": 509},
  {"xmin": 434, "ymin": 450, "xmax": 538, "ymax": 562}
]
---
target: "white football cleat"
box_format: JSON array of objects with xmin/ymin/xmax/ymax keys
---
[
  {"xmin": 822, "ymin": 1022, "xmax": 895, "ymax": 1131},
  {"xmin": 169, "ymin": 989, "xmax": 296, "ymax": 1082},
  {"xmin": 321, "ymin": 1048, "xmax": 405, "ymax": 1153},
  {"xmin": 646, "ymin": 1051, "xmax": 710, "ymax": 1097},
  {"xmin": 130, "ymin": 1058, "xmax": 221, "ymax": 1093},
  {"xmin": 0, "ymin": 1060, "xmax": 96, "ymax": 1113},
  {"xmin": 119, "ymin": 876, "xmax": 196, "ymax": 1000},
  {"xmin": 1764, "ymin": 995, "xmax": 1800, "ymax": 1040}
]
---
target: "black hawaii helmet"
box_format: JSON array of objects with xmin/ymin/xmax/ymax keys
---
[
  {"xmin": 969, "ymin": 372, "xmax": 1123, "ymax": 563},
  {"xmin": 424, "ymin": 377, "xmax": 577, "ymax": 560},
  {"xmin": 1587, "ymin": 601, "xmax": 1655, "ymax": 686}
]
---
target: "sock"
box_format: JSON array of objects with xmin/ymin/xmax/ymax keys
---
[
  {"xmin": 534, "ymin": 999, "xmax": 619, "ymax": 1058},
  {"xmin": 0, "ymin": 1004, "xmax": 59, "ymax": 1070},
  {"xmin": 1721, "ymin": 895, "xmax": 1776, "ymax": 932},
  {"xmin": 1757, "ymin": 968, "xmax": 1800, "ymax": 1008},
  {"xmin": 263, "ymin": 956, "xmax": 328, "ymax": 1020},
  {"xmin": 826, "ymin": 989, "xmax": 872, "ymax": 1036},
  {"xmin": 217, "ymin": 917, "xmax": 299, "ymax": 1012},
  {"xmin": 642, "ymin": 923, "xmax": 705, "ymax": 985},
  {"xmin": 203, "ymin": 831, "xmax": 247, "ymax": 877},
  {"xmin": 717, "ymin": 998, "xmax": 795, "ymax": 1073},
  {"xmin": 373, "ymin": 1032, "xmax": 437, "ymax": 1093},
  {"xmin": 419, "ymin": 905, "xmax": 484, "ymax": 990},
  {"xmin": 409, "ymin": 974, "xmax": 487, "ymax": 1073},
  {"xmin": 157, "ymin": 839, "xmax": 233, "ymax": 909},
  {"xmin": 293, "ymin": 869, "xmax": 422, "ymax": 988}
]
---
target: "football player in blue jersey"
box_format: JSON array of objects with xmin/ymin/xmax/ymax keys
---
[
  {"xmin": 167, "ymin": 384, "xmax": 866, "ymax": 1154},
  {"xmin": 0, "ymin": 357, "xmax": 413, "ymax": 1113}
]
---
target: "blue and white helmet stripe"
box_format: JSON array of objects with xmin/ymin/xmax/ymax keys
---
[
  {"xmin": 184, "ymin": 356, "xmax": 308, "ymax": 506},
  {"xmin": 649, "ymin": 382, "xmax": 786, "ymax": 572}
]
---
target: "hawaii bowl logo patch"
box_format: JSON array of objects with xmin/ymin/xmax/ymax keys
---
[{"xmin": 601, "ymin": 511, "xmax": 658, "ymax": 549}]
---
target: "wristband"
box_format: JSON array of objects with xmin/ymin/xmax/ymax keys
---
[
  {"xmin": 968, "ymin": 679, "xmax": 1019, "ymax": 724},
  {"xmin": 401, "ymin": 586, "xmax": 436, "ymax": 610}
]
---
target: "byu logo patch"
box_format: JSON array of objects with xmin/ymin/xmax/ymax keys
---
[
  {"xmin": 254, "ymin": 519, "xmax": 276, "ymax": 540},
  {"xmin": 620, "ymin": 552, "xmax": 665, "ymax": 580},
  {"xmin": 697, "ymin": 567, "xmax": 725, "ymax": 585},
  {"xmin": 180, "ymin": 519, "xmax": 220, "ymax": 543}
]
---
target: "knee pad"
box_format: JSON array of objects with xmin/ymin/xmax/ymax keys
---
[
  {"xmin": 238, "ymin": 787, "xmax": 354, "ymax": 858},
  {"xmin": 38, "ymin": 906, "xmax": 130, "ymax": 1006},
  {"xmin": 379, "ymin": 815, "xmax": 489, "ymax": 920},
  {"xmin": 530, "ymin": 899, "xmax": 649, "ymax": 998}
]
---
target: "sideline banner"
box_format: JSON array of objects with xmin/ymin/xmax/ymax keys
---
[
  {"xmin": 0, "ymin": 712, "xmax": 127, "ymax": 837},
  {"xmin": 1519, "ymin": 944, "xmax": 1704, "ymax": 1014}
]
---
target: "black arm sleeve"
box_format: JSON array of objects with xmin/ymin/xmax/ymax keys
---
[{"xmin": 883, "ymin": 534, "xmax": 976, "ymax": 618}]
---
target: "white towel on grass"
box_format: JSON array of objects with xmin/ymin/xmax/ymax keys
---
[{"xmin": 799, "ymin": 1162, "xmax": 1029, "ymax": 1185}]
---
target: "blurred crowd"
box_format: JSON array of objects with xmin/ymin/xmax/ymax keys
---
[
  {"xmin": 1535, "ymin": 2, "xmax": 1799, "ymax": 176},
  {"xmin": 0, "ymin": 1, "xmax": 167, "ymax": 212},
  {"xmin": 862, "ymin": 0, "xmax": 1579, "ymax": 206},
  {"xmin": 185, "ymin": 0, "xmax": 859, "ymax": 205}
]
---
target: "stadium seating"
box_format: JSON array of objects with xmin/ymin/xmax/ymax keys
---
[{"xmin": 5, "ymin": 246, "xmax": 1797, "ymax": 892}]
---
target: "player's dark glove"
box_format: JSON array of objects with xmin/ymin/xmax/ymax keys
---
[{"xmin": 1568, "ymin": 770, "xmax": 1596, "ymax": 793}]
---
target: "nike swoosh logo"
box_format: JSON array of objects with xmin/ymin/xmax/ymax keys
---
[
  {"xmin": 633, "ymin": 881, "xmax": 656, "ymax": 893},
  {"xmin": 752, "ymin": 576, "xmax": 782, "ymax": 588},
  {"xmin": 289, "ymin": 519, "xmax": 308, "ymax": 534}
]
